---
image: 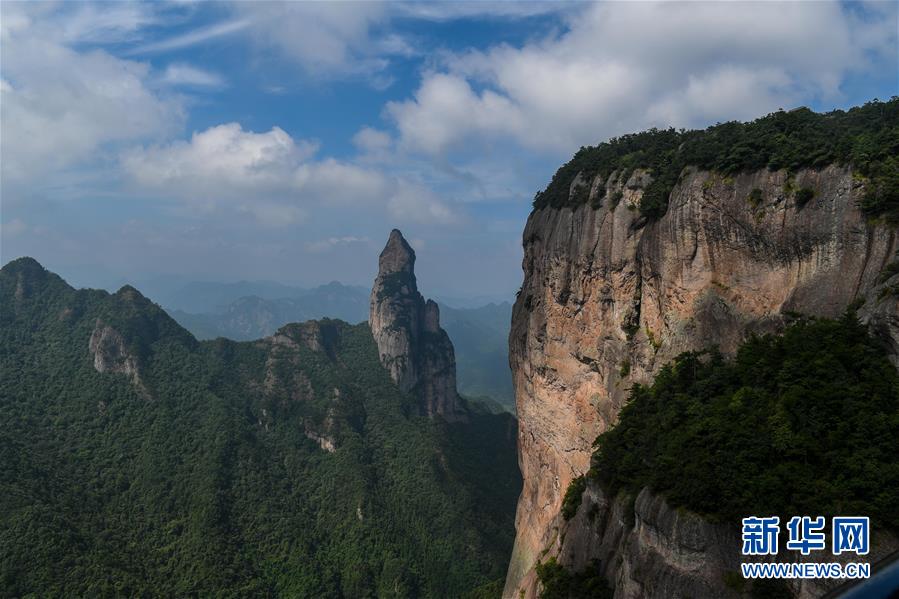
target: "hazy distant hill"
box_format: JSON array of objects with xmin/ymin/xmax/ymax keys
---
[
  {"xmin": 167, "ymin": 282, "xmax": 371, "ymax": 341},
  {"xmin": 158, "ymin": 280, "xmax": 361, "ymax": 315},
  {"xmin": 440, "ymin": 302, "xmax": 514, "ymax": 412}
]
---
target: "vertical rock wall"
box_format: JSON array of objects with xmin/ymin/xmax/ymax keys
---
[
  {"xmin": 504, "ymin": 165, "xmax": 898, "ymax": 597},
  {"xmin": 369, "ymin": 229, "xmax": 467, "ymax": 421}
]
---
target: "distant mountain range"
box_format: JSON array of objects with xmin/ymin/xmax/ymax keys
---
[
  {"xmin": 166, "ymin": 283, "xmax": 370, "ymax": 339},
  {"xmin": 163, "ymin": 281, "xmax": 515, "ymax": 411},
  {"xmin": 158, "ymin": 279, "xmax": 365, "ymax": 315}
]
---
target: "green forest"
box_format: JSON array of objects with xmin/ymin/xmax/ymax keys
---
[
  {"xmin": 533, "ymin": 97, "xmax": 899, "ymax": 220},
  {"xmin": 0, "ymin": 258, "xmax": 521, "ymax": 598},
  {"xmin": 591, "ymin": 313, "xmax": 899, "ymax": 533},
  {"xmin": 539, "ymin": 314, "xmax": 899, "ymax": 599}
]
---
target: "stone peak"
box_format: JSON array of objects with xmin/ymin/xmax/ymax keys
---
[{"xmin": 378, "ymin": 229, "xmax": 416, "ymax": 276}]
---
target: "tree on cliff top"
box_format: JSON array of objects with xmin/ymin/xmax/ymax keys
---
[{"xmin": 534, "ymin": 97, "xmax": 899, "ymax": 221}]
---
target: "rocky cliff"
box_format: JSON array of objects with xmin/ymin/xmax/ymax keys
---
[
  {"xmin": 504, "ymin": 164, "xmax": 899, "ymax": 597},
  {"xmin": 550, "ymin": 479, "xmax": 898, "ymax": 599},
  {"xmin": 369, "ymin": 229, "xmax": 467, "ymax": 421}
]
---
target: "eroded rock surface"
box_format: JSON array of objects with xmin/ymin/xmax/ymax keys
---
[
  {"xmin": 505, "ymin": 165, "xmax": 898, "ymax": 597},
  {"xmin": 88, "ymin": 319, "xmax": 146, "ymax": 395},
  {"xmin": 550, "ymin": 480, "xmax": 898, "ymax": 599},
  {"xmin": 369, "ymin": 229, "xmax": 467, "ymax": 421}
]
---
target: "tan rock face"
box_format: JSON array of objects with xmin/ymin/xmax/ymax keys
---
[
  {"xmin": 369, "ymin": 229, "xmax": 467, "ymax": 421},
  {"xmin": 89, "ymin": 320, "xmax": 138, "ymax": 377},
  {"xmin": 504, "ymin": 165, "xmax": 899, "ymax": 597},
  {"xmin": 88, "ymin": 318, "xmax": 151, "ymax": 399}
]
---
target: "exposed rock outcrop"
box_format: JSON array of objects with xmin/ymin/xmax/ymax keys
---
[
  {"xmin": 505, "ymin": 164, "xmax": 899, "ymax": 597},
  {"xmin": 88, "ymin": 318, "xmax": 148, "ymax": 397},
  {"xmin": 369, "ymin": 229, "xmax": 467, "ymax": 421},
  {"xmin": 551, "ymin": 480, "xmax": 898, "ymax": 599}
]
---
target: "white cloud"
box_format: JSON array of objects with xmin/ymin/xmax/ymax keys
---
[
  {"xmin": 1, "ymin": 218, "xmax": 28, "ymax": 239},
  {"xmin": 58, "ymin": 3, "xmax": 160, "ymax": 44},
  {"xmin": 161, "ymin": 64, "xmax": 225, "ymax": 88},
  {"xmin": 122, "ymin": 123, "xmax": 459, "ymax": 226},
  {"xmin": 387, "ymin": 181, "xmax": 460, "ymax": 225},
  {"xmin": 305, "ymin": 236, "xmax": 370, "ymax": 253},
  {"xmin": 393, "ymin": 1, "xmax": 572, "ymax": 22},
  {"xmin": 388, "ymin": 1, "xmax": 897, "ymax": 155},
  {"xmin": 120, "ymin": 2, "xmax": 569, "ymax": 87},
  {"xmin": 127, "ymin": 18, "xmax": 252, "ymax": 55},
  {"xmin": 122, "ymin": 123, "xmax": 316, "ymax": 196},
  {"xmin": 0, "ymin": 2, "xmax": 183, "ymax": 186},
  {"xmin": 353, "ymin": 127, "xmax": 393, "ymax": 155},
  {"xmin": 238, "ymin": 202, "xmax": 305, "ymax": 228},
  {"xmin": 387, "ymin": 72, "xmax": 525, "ymax": 154},
  {"xmin": 232, "ymin": 2, "xmax": 395, "ymax": 79}
]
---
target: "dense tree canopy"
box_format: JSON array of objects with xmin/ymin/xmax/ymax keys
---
[
  {"xmin": 591, "ymin": 314, "xmax": 899, "ymax": 534},
  {"xmin": 534, "ymin": 98, "xmax": 899, "ymax": 221}
]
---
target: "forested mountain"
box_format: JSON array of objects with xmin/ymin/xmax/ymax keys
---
[
  {"xmin": 166, "ymin": 291, "xmax": 515, "ymax": 412},
  {"xmin": 0, "ymin": 257, "xmax": 520, "ymax": 597}
]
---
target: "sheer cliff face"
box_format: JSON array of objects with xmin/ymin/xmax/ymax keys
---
[
  {"xmin": 505, "ymin": 165, "xmax": 899, "ymax": 597},
  {"xmin": 554, "ymin": 481, "xmax": 898, "ymax": 599},
  {"xmin": 370, "ymin": 229, "xmax": 466, "ymax": 421}
]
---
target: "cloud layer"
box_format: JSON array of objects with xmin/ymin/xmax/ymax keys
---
[
  {"xmin": 1, "ymin": 1, "xmax": 895, "ymax": 295},
  {"xmin": 0, "ymin": 3, "xmax": 183, "ymax": 185},
  {"xmin": 387, "ymin": 2, "xmax": 896, "ymax": 155},
  {"xmin": 122, "ymin": 123, "xmax": 458, "ymax": 226}
]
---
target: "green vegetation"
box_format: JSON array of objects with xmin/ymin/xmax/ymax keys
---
[
  {"xmin": 747, "ymin": 187, "xmax": 764, "ymax": 209},
  {"xmin": 591, "ymin": 313, "xmax": 899, "ymax": 533},
  {"xmin": 535, "ymin": 558, "xmax": 613, "ymax": 599},
  {"xmin": 376, "ymin": 270, "xmax": 415, "ymax": 301},
  {"xmin": 561, "ymin": 476, "xmax": 587, "ymax": 521},
  {"xmin": 533, "ymin": 98, "xmax": 899, "ymax": 221},
  {"xmin": 0, "ymin": 258, "xmax": 521, "ymax": 597},
  {"xmin": 877, "ymin": 256, "xmax": 899, "ymax": 283},
  {"xmin": 794, "ymin": 186, "xmax": 816, "ymax": 208},
  {"xmin": 608, "ymin": 190, "xmax": 623, "ymax": 209},
  {"xmin": 462, "ymin": 578, "xmax": 505, "ymax": 599}
]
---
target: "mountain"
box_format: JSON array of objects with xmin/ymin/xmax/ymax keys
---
[
  {"xmin": 369, "ymin": 230, "xmax": 467, "ymax": 422},
  {"xmin": 166, "ymin": 285, "xmax": 515, "ymax": 412},
  {"xmin": 0, "ymin": 251, "xmax": 521, "ymax": 597},
  {"xmin": 439, "ymin": 302, "xmax": 514, "ymax": 412},
  {"xmin": 154, "ymin": 279, "xmax": 311, "ymax": 313},
  {"xmin": 167, "ymin": 282, "xmax": 371, "ymax": 341},
  {"xmin": 504, "ymin": 99, "xmax": 899, "ymax": 598}
]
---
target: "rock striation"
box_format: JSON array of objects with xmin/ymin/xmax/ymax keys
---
[
  {"xmin": 88, "ymin": 319, "xmax": 142, "ymax": 384},
  {"xmin": 504, "ymin": 164, "xmax": 899, "ymax": 597},
  {"xmin": 369, "ymin": 229, "xmax": 467, "ymax": 421}
]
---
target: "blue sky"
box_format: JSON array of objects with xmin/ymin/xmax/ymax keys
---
[{"xmin": 1, "ymin": 1, "xmax": 896, "ymax": 299}]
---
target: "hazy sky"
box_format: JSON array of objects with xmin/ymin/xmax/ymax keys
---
[{"xmin": 2, "ymin": 1, "xmax": 897, "ymax": 298}]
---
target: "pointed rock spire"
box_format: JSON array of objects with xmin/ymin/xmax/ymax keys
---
[
  {"xmin": 379, "ymin": 229, "xmax": 416, "ymax": 276},
  {"xmin": 369, "ymin": 229, "xmax": 466, "ymax": 421}
]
